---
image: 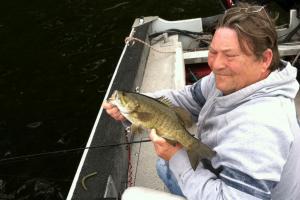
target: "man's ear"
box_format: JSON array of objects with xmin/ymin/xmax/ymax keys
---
[{"xmin": 261, "ymin": 48, "xmax": 273, "ymax": 72}]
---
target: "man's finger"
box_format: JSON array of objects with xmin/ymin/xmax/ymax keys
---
[
  {"xmin": 115, "ymin": 113, "xmax": 125, "ymax": 121},
  {"xmin": 149, "ymin": 129, "xmax": 158, "ymax": 141},
  {"xmin": 102, "ymin": 101, "xmax": 114, "ymax": 109},
  {"xmin": 106, "ymin": 107, "xmax": 119, "ymax": 115}
]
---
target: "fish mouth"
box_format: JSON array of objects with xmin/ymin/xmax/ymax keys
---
[
  {"xmin": 108, "ymin": 90, "xmax": 135, "ymax": 115},
  {"xmin": 108, "ymin": 90, "xmax": 119, "ymax": 104},
  {"xmin": 107, "ymin": 90, "xmax": 128, "ymax": 113}
]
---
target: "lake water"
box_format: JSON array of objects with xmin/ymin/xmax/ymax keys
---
[{"xmin": 0, "ymin": 0, "xmax": 290, "ymax": 198}]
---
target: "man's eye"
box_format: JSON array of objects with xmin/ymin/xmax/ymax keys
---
[{"xmin": 226, "ymin": 54, "xmax": 238, "ymax": 57}]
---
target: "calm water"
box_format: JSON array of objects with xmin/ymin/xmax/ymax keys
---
[{"xmin": 0, "ymin": 0, "xmax": 290, "ymax": 198}]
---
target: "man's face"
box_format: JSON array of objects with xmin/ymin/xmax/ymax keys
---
[{"xmin": 208, "ymin": 27, "xmax": 269, "ymax": 95}]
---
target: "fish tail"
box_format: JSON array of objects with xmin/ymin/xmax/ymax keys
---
[{"xmin": 187, "ymin": 142, "xmax": 215, "ymax": 170}]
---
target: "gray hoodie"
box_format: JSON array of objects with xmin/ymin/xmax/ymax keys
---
[{"xmin": 152, "ymin": 61, "xmax": 300, "ymax": 200}]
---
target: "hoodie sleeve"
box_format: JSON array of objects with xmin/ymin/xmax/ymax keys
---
[{"xmin": 169, "ymin": 149, "xmax": 277, "ymax": 200}]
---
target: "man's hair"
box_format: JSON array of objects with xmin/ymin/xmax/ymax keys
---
[{"xmin": 216, "ymin": 3, "xmax": 282, "ymax": 71}]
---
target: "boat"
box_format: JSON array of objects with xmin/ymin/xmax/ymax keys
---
[{"xmin": 66, "ymin": 8, "xmax": 300, "ymax": 200}]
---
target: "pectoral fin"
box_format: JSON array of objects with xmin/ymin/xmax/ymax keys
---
[{"xmin": 130, "ymin": 124, "xmax": 143, "ymax": 134}]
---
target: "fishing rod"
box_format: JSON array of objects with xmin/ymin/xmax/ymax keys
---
[{"xmin": 0, "ymin": 139, "xmax": 151, "ymax": 165}]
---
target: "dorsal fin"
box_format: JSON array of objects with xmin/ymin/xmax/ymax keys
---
[{"xmin": 156, "ymin": 96, "xmax": 173, "ymax": 107}]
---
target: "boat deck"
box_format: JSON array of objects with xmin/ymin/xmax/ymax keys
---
[{"xmin": 129, "ymin": 35, "xmax": 185, "ymax": 191}]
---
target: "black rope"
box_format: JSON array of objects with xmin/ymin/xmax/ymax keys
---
[
  {"xmin": 148, "ymin": 29, "xmax": 203, "ymax": 40},
  {"xmin": 0, "ymin": 139, "xmax": 151, "ymax": 165}
]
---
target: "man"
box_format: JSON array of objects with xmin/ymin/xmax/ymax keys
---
[{"xmin": 103, "ymin": 3, "xmax": 300, "ymax": 200}]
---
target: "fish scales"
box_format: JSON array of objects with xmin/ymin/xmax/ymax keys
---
[{"xmin": 145, "ymin": 98, "xmax": 195, "ymax": 148}]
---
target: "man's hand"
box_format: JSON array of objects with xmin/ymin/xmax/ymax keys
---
[
  {"xmin": 149, "ymin": 129, "xmax": 182, "ymax": 161},
  {"xmin": 102, "ymin": 101, "xmax": 125, "ymax": 121}
]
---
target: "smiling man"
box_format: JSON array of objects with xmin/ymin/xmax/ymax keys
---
[
  {"xmin": 208, "ymin": 27, "xmax": 271, "ymax": 95},
  {"xmin": 103, "ymin": 3, "xmax": 300, "ymax": 200}
]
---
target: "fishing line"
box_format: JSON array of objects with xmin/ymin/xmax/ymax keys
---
[{"xmin": 0, "ymin": 139, "xmax": 151, "ymax": 165}]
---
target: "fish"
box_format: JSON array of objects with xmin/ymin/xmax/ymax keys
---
[{"xmin": 108, "ymin": 90, "xmax": 215, "ymax": 170}]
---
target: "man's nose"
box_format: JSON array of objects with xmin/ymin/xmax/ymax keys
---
[{"xmin": 210, "ymin": 54, "xmax": 226, "ymax": 70}]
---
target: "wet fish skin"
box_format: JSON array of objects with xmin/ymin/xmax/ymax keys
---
[{"xmin": 108, "ymin": 90, "xmax": 215, "ymax": 170}]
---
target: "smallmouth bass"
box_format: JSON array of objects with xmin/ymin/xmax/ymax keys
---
[{"xmin": 108, "ymin": 90, "xmax": 215, "ymax": 170}]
